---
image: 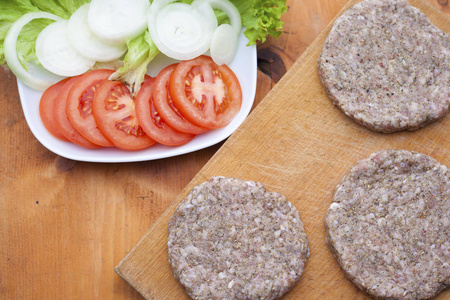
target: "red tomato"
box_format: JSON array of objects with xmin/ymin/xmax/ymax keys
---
[
  {"xmin": 39, "ymin": 78, "xmax": 70, "ymax": 141},
  {"xmin": 66, "ymin": 69, "xmax": 114, "ymax": 147},
  {"xmin": 53, "ymin": 76, "xmax": 101, "ymax": 149},
  {"xmin": 152, "ymin": 64, "xmax": 208, "ymax": 134},
  {"xmin": 169, "ymin": 55, "xmax": 242, "ymax": 129},
  {"xmin": 92, "ymin": 79, "xmax": 156, "ymax": 150},
  {"xmin": 135, "ymin": 76, "xmax": 195, "ymax": 146}
]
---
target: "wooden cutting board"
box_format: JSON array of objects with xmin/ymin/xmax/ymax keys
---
[{"xmin": 115, "ymin": 0, "xmax": 450, "ymax": 299}]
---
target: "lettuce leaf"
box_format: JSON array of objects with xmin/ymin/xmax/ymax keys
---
[
  {"xmin": 38, "ymin": 0, "xmax": 90, "ymax": 16},
  {"xmin": 0, "ymin": 0, "xmax": 38, "ymax": 65},
  {"xmin": 29, "ymin": 0, "xmax": 72, "ymax": 18},
  {"xmin": 109, "ymin": 30, "xmax": 160, "ymax": 97},
  {"xmin": 230, "ymin": 0, "xmax": 287, "ymax": 45}
]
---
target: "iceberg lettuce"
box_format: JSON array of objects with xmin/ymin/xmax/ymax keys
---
[{"xmin": 231, "ymin": 0, "xmax": 287, "ymax": 45}]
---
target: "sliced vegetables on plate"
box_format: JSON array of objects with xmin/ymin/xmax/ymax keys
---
[
  {"xmin": 37, "ymin": 55, "xmax": 243, "ymax": 150},
  {"xmin": 17, "ymin": 31, "xmax": 257, "ymax": 162},
  {"xmin": 1, "ymin": 0, "xmax": 285, "ymax": 157}
]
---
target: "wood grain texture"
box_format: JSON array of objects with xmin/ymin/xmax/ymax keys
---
[
  {"xmin": 0, "ymin": 0, "xmax": 448, "ymax": 299},
  {"xmin": 115, "ymin": 0, "xmax": 450, "ymax": 299}
]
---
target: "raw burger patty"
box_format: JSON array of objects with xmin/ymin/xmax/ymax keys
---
[
  {"xmin": 168, "ymin": 176, "xmax": 310, "ymax": 300},
  {"xmin": 318, "ymin": 0, "xmax": 450, "ymax": 133},
  {"xmin": 325, "ymin": 150, "xmax": 450, "ymax": 299}
]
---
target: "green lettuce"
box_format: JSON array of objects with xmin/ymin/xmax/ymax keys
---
[
  {"xmin": 109, "ymin": 30, "xmax": 159, "ymax": 97},
  {"xmin": 217, "ymin": 0, "xmax": 288, "ymax": 45},
  {"xmin": 0, "ymin": 0, "xmax": 38, "ymax": 66},
  {"xmin": 32, "ymin": 0, "xmax": 90, "ymax": 17}
]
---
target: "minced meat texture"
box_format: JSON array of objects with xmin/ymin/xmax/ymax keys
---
[
  {"xmin": 325, "ymin": 150, "xmax": 450, "ymax": 299},
  {"xmin": 318, "ymin": 0, "xmax": 450, "ymax": 133},
  {"xmin": 168, "ymin": 176, "xmax": 310, "ymax": 300}
]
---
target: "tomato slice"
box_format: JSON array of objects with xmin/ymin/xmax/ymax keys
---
[
  {"xmin": 53, "ymin": 76, "xmax": 101, "ymax": 149},
  {"xmin": 92, "ymin": 79, "xmax": 156, "ymax": 150},
  {"xmin": 152, "ymin": 64, "xmax": 208, "ymax": 134},
  {"xmin": 39, "ymin": 77, "xmax": 70, "ymax": 141},
  {"xmin": 169, "ymin": 55, "xmax": 242, "ymax": 129},
  {"xmin": 135, "ymin": 75, "xmax": 195, "ymax": 146},
  {"xmin": 66, "ymin": 69, "xmax": 114, "ymax": 147}
]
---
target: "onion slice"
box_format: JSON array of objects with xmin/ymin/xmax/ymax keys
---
[
  {"xmin": 67, "ymin": 4, "xmax": 127, "ymax": 62},
  {"xmin": 4, "ymin": 12, "xmax": 65, "ymax": 91},
  {"xmin": 148, "ymin": 0, "xmax": 217, "ymax": 61},
  {"xmin": 193, "ymin": 0, "xmax": 241, "ymax": 65},
  {"xmin": 36, "ymin": 20, "xmax": 95, "ymax": 77},
  {"xmin": 194, "ymin": 0, "xmax": 241, "ymax": 34},
  {"xmin": 88, "ymin": 0, "xmax": 150, "ymax": 45},
  {"xmin": 210, "ymin": 24, "xmax": 239, "ymax": 65}
]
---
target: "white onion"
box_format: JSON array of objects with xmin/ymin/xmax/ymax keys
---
[
  {"xmin": 88, "ymin": 0, "xmax": 150, "ymax": 45},
  {"xmin": 148, "ymin": 0, "xmax": 217, "ymax": 61},
  {"xmin": 67, "ymin": 4, "xmax": 127, "ymax": 62},
  {"xmin": 193, "ymin": 0, "xmax": 241, "ymax": 65},
  {"xmin": 210, "ymin": 24, "xmax": 238, "ymax": 65},
  {"xmin": 36, "ymin": 20, "xmax": 95, "ymax": 77},
  {"xmin": 4, "ymin": 12, "xmax": 65, "ymax": 91},
  {"xmin": 193, "ymin": 0, "xmax": 242, "ymax": 34}
]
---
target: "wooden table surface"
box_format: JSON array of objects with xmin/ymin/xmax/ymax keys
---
[{"xmin": 1, "ymin": 1, "xmax": 448, "ymax": 299}]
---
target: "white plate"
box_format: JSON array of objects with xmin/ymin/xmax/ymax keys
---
[{"xmin": 17, "ymin": 32, "xmax": 257, "ymax": 163}]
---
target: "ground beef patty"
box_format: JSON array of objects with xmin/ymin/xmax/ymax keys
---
[
  {"xmin": 318, "ymin": 0, "xmax": 450, "ymax": 133},
  {"xmin": 168, "ymin": 176, "xmax": 310, "ymax": 300},
  {"xmin": 325, "ymin": 150, "xmax": 450, "ymax": 299}
]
